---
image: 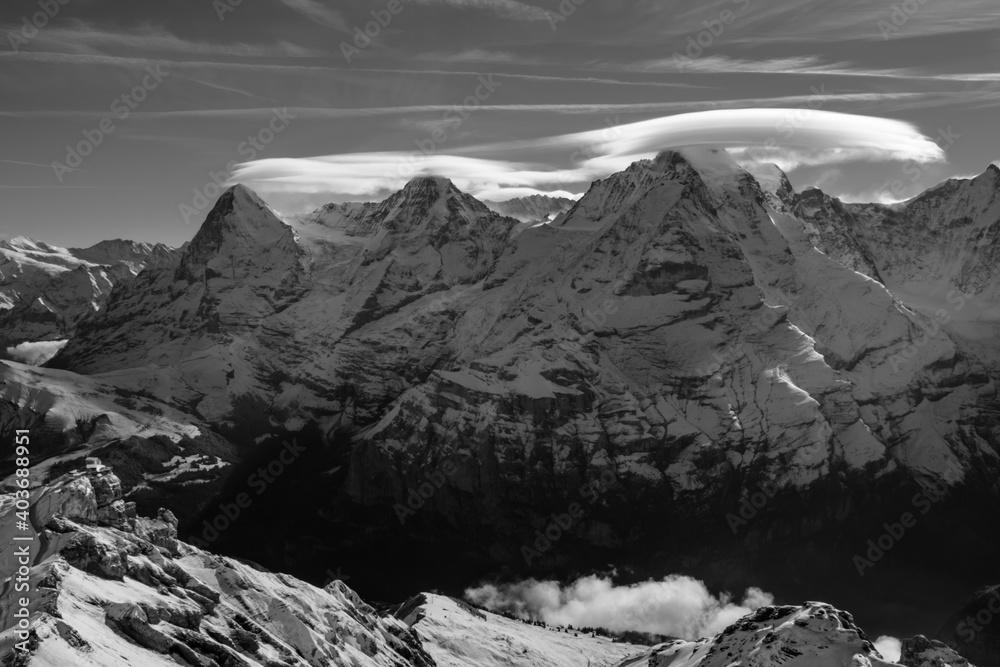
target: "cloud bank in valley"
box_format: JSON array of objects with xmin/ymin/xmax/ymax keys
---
[
  {"xmin": 464, "ymin": 575, "xmax": 774, "ymax": 640},
  {"xmin": 230, "ymin": 108, "xmax": 949, "ymax": 206}
]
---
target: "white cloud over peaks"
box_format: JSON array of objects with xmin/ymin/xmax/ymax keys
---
[
  {"xmin": 553, "ymin": 109, "xmax": 946, "ymax": 166},
  {"xmin": 230, "ymin": 109, "xmax": 948, "ymax": 202},
  {"xmin": 464, "ymin": 575, "xmax": 774, "ymax": 640}
]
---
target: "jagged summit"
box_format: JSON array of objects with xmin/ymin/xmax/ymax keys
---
[
  {"xmin": 746, "ymin": 161, "xmax": 796, "ymax": 207},
  {"xmin": 483, "ymin": 194, "xmax": 577, "ymax": 224},
  {"xmin": 401, "ymin": 175, "xmax": 457, "ymax": 193}
]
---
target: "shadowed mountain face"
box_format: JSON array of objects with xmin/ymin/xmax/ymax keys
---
[{"xmin": 3, "ymin": 149, "xmax": 999, "ymax": 648}]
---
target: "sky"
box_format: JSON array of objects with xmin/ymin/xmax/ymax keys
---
[{"xmin": 1, "ymin": 0, "xmax": 1000, "ymax": 248}]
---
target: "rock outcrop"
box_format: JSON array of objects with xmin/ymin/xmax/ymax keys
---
[{"xmin": 0, "ymin": 469, "xmax": 437, "ymax": 667}]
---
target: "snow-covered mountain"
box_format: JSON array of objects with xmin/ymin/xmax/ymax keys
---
[
  {"xmin": 3, "ymin": 149, "xmax": 999, "ymax": 655},
  {"xmin": 0, "ymin": 236, "xmax": 178, "ymax": 350},
  {"xmin": 482, "ymin": 194, "xmax": 578, "ymax": 224}
]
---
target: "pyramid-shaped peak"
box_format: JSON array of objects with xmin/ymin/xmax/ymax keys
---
[
  {"xmin": 225, "ymin": 183, "xmax": 270, "ymax": 209},
  {"xmin": 185, "ymin": 183, "xmax": 290, "ymax": 260}
]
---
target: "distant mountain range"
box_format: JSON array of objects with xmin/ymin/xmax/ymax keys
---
[{"xmin": 481, "ymin": 194, "xmax": 577, "ymax": 223}]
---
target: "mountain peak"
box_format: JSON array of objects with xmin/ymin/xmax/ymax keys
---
[
  {"xmin": 402, "ymin": 175, "xmax": 457, "ymax": 196},
  {"xmin": 179, "ymin": 184, "xmax": 296, "ymax": 278},
  {"xmin": 745, "ymin": 162, "xmax": 795, "ymax": 205}
]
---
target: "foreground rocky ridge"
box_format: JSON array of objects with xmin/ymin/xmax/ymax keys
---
[
  {"xmin": 0, "ymin": 468, "xmax": 437, "ymax": 666},
  {"xmin": 2, "ymin": 149, "xmax": 998, "ymax": 644}
]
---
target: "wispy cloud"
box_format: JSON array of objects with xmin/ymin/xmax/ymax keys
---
[
  {"xmin": 416, "ymin": 49, "xmax": 541, "ymax": 65},
  {"xmin": 0, "ymin": 50, "xmax": 697, "ymax": 90},
  {"xmin": 277, "ymin": 0, "xmax": 349, "ymax": 31},
  {"xmin": 0, "ymin": 158, "xmax": 53, "ymax": 169},
  {"xmin": 412, "ymin": 0, "xmax": 552, "ymax": 22},
  {"xmin": 19, "ymin": 22, "xmax": 324, "ymax": 58},
  {"xmin": 0, "ymin": 92, "xmax": 934, "ymax": 121}
]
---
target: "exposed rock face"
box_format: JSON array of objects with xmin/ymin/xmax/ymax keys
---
[
  {"xmin": 636, "ymin": 602, "xmax": 898, "ymax": 666},
  {"xmin": 846, "ymin": 166, "xmax": 1000, "ymax": 298},
  {"xmin": 0, "ymin": 359, "xmax": 239, "ymax": 525},
  {"xmin": 0, "ymin": 236, "xmax": 178, "ymax": 347},
  {"xmin": 900, "ymin": 635, "xmax": 975, "ymax": 667},
  {"xmin": 0, "ymin": 470, "xmax": 437, "ymax": 667}
]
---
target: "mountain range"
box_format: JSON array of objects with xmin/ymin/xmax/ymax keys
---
[{"xmin": 1, "ymin": 148, "xmax": 998, "ymax": 665}]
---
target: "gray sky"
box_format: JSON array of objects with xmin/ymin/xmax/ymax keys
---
[{"xmin": 1, "ymin": 0, "xmax": 999, "ymax": 247}]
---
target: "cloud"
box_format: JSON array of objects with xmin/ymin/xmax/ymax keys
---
[
  {"xmin": 412, "ymin": 0, "xmax": 552, "ymax": 21},
  {"xmin": 621, "ymin": 55, "xmax": 831, "ymax": 75},
  {"xmin": 231, "ymin": 153, "xmax": 591, "ymax": 200},
  {"xmin": 277, "ymin": 0, "xmax": 349, "ymax": 30},
  {"xmin": 464, "ymin": 575, "xmax": 774, "ymax": 639},
  {"xmin": 4, "ymin": 340, "xmax": 69, "ymax": 366},
  {"xmin": 229, "ymin": 108, "xmax": 949, "ymax": 203},
  {"xmin": 20, "ymin": 22, "xmax": 323, "ymax": 58},
  {"xmin": 611, "ymin": 55, "xmax": 963, "ymax": 80},
  {"xmin": 874, "ymin": 635, "xmax": 902, "ymax": 663},
  {"xmin": 416, "ymin": 49, "xmax": 540, "ymax": 65},
  {"xmin": 474, "ymin": 108, "xmax": 948, "ymax": 164}
]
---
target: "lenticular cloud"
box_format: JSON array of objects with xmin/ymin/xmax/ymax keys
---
[{"xmin": 230, "ymin": 108, "xmax": 947, "ymax": 203}]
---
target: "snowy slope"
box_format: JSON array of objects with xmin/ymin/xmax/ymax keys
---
[
  {"xmin": 398, "ymin": 594, "xmax": 645, "ymax": 667},
  {"xmin": 619, "ymin": 603, "xmax": 902, "ymax": 667}
]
